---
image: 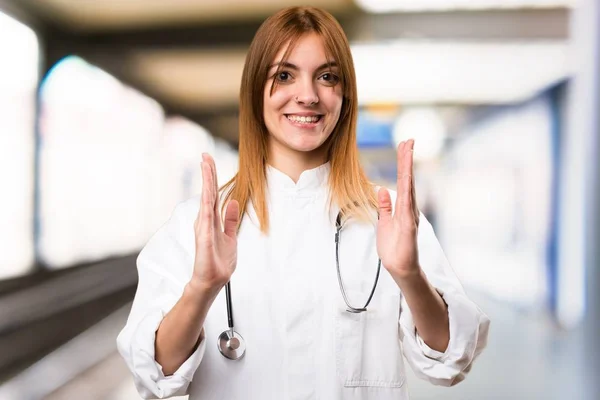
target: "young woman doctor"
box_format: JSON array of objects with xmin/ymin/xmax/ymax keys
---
[{"xmin": 117, "ymin": 6, "xmax": 490, "ymax": 400}]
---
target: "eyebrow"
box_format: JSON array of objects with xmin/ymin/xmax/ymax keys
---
[{"xmin": 268, "ymin": 61, "xmax": 339, "ymax": 71}]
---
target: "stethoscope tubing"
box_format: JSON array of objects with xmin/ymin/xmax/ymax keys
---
[
  {"xmin": 219, "ymin": 211, "xmax": 381, "ymax": 359},
  {"xmin": 334, "ymin": 211, "xmax": 381, "ymax": 313},
  {"xmin": 225, "ymin": 281, "xmax": 234, "ymax": 329}
]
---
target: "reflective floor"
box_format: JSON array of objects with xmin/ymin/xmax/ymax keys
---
[{"xmin": 405, "ymin": 291, "xmax": 592, "ymax": 400}]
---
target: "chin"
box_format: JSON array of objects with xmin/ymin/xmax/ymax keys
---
[
  {"xmin": 287, "ymin": 137, "xmax": 326, "ymax": 153},
  {"xmin": 295, "ymin": 145, "xmax": 322, "ymax": 154}
]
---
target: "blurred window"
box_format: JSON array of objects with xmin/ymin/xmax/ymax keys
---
[
  {"xmin": 0, "ymin": 11, "xmax": 38, "ymax": 279},
  {"xmin": 435, "ymin": 95, "xmax": 554, "ymax": 308},
  {"xmin": 38, "ymin": 56, "xmax": 164, "ymax": 269}
]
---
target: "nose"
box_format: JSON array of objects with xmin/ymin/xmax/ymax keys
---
[{"xmin": 294, "ymin": 79, "xmax": 319, "ymax": 106}]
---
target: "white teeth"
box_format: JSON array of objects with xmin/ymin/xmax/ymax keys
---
[{"xmin": 286, "ymin": 115, "xmax": 320, "ymax": 123}]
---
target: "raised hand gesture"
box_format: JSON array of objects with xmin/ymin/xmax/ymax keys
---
[
  {"xmin": 376, "ymin": 139, "xmax": 421, "ymax": 280},
  {"xmin": 190, "ymin": 153, "xmax": 240, "ymax": 294}
]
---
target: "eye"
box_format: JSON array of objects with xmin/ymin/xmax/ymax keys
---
[
  {"xmin": 320, "ymin": 72, "xmax": 340, "ymax": 85},
  {"xmin": 275, "ymin": 71, "xmax": 291, "ymax": 82}
]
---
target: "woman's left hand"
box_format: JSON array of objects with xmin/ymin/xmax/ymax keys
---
[{"xmin": 376, "ymin": 139, "xmax": 421, "ymax": 280}]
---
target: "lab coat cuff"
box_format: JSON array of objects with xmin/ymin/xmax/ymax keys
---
[
  {"xmin": 415, "ymin": 331, "xmax": 447, "ymax": 361},
  {"xmin": 399, "ymin": 288, "xmax": 489, "ymax": 386},
  {"xmin": 131, "ymin": 299, "xmax": 206, "ymax": 397},
  {"xmin": 438, "ymin": 288, "xmax": 489, "ymax": 365},
  {"xmin": 406, "ymin": 288, "xmax": 451, "ymax": 362},
  {"xmin": 404, "ymin": 288, "xmax": 482, "ymax": 363}
]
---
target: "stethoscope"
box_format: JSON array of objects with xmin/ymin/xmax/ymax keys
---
[{"xmin": 217, "ymin": 211, "xmax": 381, "ymax": 360}]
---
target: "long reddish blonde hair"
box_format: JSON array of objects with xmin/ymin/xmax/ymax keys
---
[{"xmin": 221, "ymin": 6, "xmax": 378, "ymax": 233}]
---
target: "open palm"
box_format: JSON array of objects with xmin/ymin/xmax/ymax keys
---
[
  {"xmin": 376, "ymin": 139, "xmax": 421, "ymax": 280},
  {"xmin": 191, "ymin": 153, "xmax": 240, "ymax": 291}
]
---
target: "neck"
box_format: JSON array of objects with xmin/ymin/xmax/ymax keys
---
[{"xmin": 267, "ymin": 140, "xmax": 328, "ymax": 183}]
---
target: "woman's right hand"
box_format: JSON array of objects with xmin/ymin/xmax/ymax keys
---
[{"xmin": 189, "ymin": 153, "xmax": 240, "ymax": 296}]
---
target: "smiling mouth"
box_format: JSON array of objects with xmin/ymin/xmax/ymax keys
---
[{"xmin": 285, "ymin": 114, "xmax": 323, "ymax": 124}]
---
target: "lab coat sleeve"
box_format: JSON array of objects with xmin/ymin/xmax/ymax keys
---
[
  {"xmin": 398, "ymin": 212, "xmax": 491, "ymax": 387},
  {"xmin": 117, "ymin": 199, "xmax": 206, "ymax": 399}
]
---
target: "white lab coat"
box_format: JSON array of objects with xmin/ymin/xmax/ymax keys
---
[{"xmin": 117, "ymin": 162, "xmax": 490, "ymax": 400}]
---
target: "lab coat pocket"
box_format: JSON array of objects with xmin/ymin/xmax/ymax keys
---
[{"xmin": 334, "ymin": 291, "xmax": 405, "ymax": 388}]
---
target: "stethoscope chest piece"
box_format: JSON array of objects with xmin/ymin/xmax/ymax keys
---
[{"xmin": 218, "ymin": 329, "xmax": 246, "ymax": 360}]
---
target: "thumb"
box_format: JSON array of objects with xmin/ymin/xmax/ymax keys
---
[
  {"xmin": 223, "ymin": 199, "xmax": 240, "ymax": 239},
  {"xmin": 378, "ymin": 187, "xmax": 393, "ymax": 221}
]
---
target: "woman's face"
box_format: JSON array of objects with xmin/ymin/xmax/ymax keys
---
[{"xmin": 263, "ymin": 33, "xmax": 343, "ymax": 159}]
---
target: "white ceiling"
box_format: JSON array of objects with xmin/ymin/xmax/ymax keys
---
[
  {"xmin": 355, "ymin": 0, "xmax": 573, "ymax": 13},
  {"xmin": 351, "ymin": 40, "xmax": 570, "ymax": 104},
  {"xmin": 128, "ymin": 40, "xmax": 570, "ymax": 110},
  {"xmin": 25, "ymin": 0, "xmax": 353, "ymax": 31},
  {"xmin": 129, "ymin": 48, "xmax": 247, "ymax": 109},
  {"xmin": 9, "ymin": 0, "xmax": 572, "ymax": 122}
]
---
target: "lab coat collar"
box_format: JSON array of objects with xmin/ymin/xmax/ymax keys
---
[{"xmin": 266, "ymin": 161, "xmax": 331, "ymax": 193}]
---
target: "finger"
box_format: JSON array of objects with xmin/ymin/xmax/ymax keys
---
[
  {"xmin": 201, "ymin": 153, "xmax": 214, "ymax": 199},
  {"xmin": 194, "ymin": 161, "xmax": 206, "ymax": 228},
  {"xmin": 223, "ymin": 199, "xmax": 240, "ymax": 239},
  {"xmin": 203, "ymin": 153, "xmax": 222, "ymax": 231},
  {"xmin": 197, "ymin": 160, "xmax": 207, "ymax": 224},
  {"xmin": 403, "ymin": 139, "xmax": 419, "ymax": 229},
  {"xmin": 398, "ymin": 140, "xmax": 415, "ymax": 221},
  {"xmin": 404, "ymin": 139, "xmax": 414, "ymax": 212},
  {"xmin": 202, "ymin": 154, "xmax": 218, "ymax": 209},
  {"xmin": 396, "ymin": 140, "xmax": 406, "ymax": 187},
  {"xmin": 199, "ymin": 160, "xmax": 214, "ymax": 240},
  {"xmin": 204, "ymin": 152, "xmax": 218, "ymax": 196},
  {"xmin": 408, "ymin": 141, "xmax": 420, "ymax": 226},
  {"xmin": 411, "ymin": 173, "xmax": 420, "ymax": 227},
  {"xmin": 377, "ymin": 187, "xmax": 393, "ymax": 222},
  {"xmin": 395, "ymin": 140, "xmax": 409, "ymax": 215}
]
